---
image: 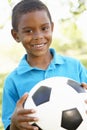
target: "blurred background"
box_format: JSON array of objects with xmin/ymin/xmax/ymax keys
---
[{"xmin": 0, "ymin": 0, "xmax": 87, "ymax": 129}]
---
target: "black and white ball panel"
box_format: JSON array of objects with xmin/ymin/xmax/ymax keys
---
[
  {"xmin": 67, "ymin": 79, "xmax": 86, "ymax": 93},
  {"xmin": 32, "ymin": 86, "xmax": 51, "ymax": 106}
]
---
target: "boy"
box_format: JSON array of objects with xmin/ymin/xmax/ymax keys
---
[{"xmin": 2, "ymin": 0, "xmax": 87, "ymax": 130}]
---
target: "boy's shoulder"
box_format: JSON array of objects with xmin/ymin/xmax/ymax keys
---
[
  {"xmin": 5, "ymin": 67, "xmax": 18, "ymax": 81},
  {"xmin": 51, "ymin": 48, "xmax": 79, "ymax": 61},
  {"xmin": 51, "ymin": 48, "xmax": 81, "ymax": 65},
  {"xmin": 61, "ymin": 54, "xmax": 79, "ymax": 61},
  {"xmin": 56, "ymin": 52, "xmax": 80, "ymax": 64}
]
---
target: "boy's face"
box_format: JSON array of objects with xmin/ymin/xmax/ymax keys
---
[{"xmin": 12, "ymin": 10, "xmax": 54, "ymax": 57}]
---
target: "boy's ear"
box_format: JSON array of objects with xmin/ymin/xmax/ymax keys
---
[
  {"xmin": 51, "ymin": 22, "xmax": 54, "ymax": 32},
  {"xmin": 11, "ymin": 29, "xmax": 20, "ymax": 42}
]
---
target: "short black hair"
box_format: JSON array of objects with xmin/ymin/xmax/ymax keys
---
[{"xmin": 12, "ymin": 0, "xmax": 52, "ymax": 31}]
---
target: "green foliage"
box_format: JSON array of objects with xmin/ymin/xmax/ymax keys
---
[
  {"xmin": 69, "ymin": 0, "xmax": 87, "ymax": 15},
  {"xmin": 0, "ymin": 73, "xmax": 8, "ymax": 130},
  {"xmin": 51, "ymin": 37, "xmax": 87, "ymax": 54},
  {"xmin": 80, "ymin": 59, "xmax": 87, "ymax": 68},
  {"xmin": 8, "ymin": 0, "xmax": 12, "ymax": 3},
  {"xmin": 56, "ymin": 18, "xmax": 87, "ymax": 54},
  {"xmin": 59, "ymin": 20, "xmax": 83, "ymax": 42}
]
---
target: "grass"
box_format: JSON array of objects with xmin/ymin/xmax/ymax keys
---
[{"xmin": 0, "ymin": 73, "xmax": 8, "ymax": 130}]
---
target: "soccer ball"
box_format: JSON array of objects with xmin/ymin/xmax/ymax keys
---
[{"xmin": 24, "ymin": 77, "xmax": 87, "ymax": 130}]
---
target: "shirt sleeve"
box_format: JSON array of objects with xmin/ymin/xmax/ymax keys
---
[
  {"xmin": 78, "ymin": 61, "xmax": 87, "ymax": 83},
  {"xmin": 2, "ymin": 76, "xmax": 19, "ymax": 130}
]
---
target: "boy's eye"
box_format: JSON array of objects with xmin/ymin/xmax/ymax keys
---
[
  {"xmin": 24, "ymin": 29, "xmax": 33, "ymax": 33},
  {"xmin": 42, "ymin": 26, "xmax": 49, "ymax": 31}
]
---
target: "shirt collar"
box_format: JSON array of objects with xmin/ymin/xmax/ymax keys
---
[
  {"xmin": 17, "ymin": 54, "xmax": 33, "ymax": 74},
  {"xmin": 17, "ymin": 48, "xmax": 65, "ymax": 75},
  {"xmin": 50, "ymin": 48, "xmax": 65, "ymax": 65}
]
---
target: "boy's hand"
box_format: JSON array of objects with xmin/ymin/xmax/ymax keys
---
[
  {"xmin": 81, "ymin": 83, "xmax": 87, "ymax": 114},
  {"xmin": 81, "ymin": 82, "xmax": 87, "ymax": 89},
  {"xmin": 10, "ymin": 93, "xmax": 39, "ymax": 130}
]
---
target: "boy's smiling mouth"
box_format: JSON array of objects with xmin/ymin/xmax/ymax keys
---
[{"xmin": 31, "ymin": 43, "xmax": 46, "ymax": 49}]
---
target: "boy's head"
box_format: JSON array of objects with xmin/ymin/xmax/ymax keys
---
[
  {"xmin": 12, "ymin": 0, "xmax": 52, "ymax": 31},
  {"xmin": 11, "ymin": 0, "xmax": 54, "ymax": 57}
]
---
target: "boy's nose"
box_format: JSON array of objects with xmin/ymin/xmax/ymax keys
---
[{"xmin": 33, "ymin": 32, "xmax": 43, "ymax": 40}]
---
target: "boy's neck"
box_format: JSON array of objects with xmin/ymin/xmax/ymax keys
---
[{"xmin": 27, "ymin": 51, "xmax": 53, "ymax": 70}]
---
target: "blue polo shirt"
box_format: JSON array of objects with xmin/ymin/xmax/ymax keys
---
[{"xmin": 2, "ymin": 48, "xmax": 87, "ymax": 130}]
